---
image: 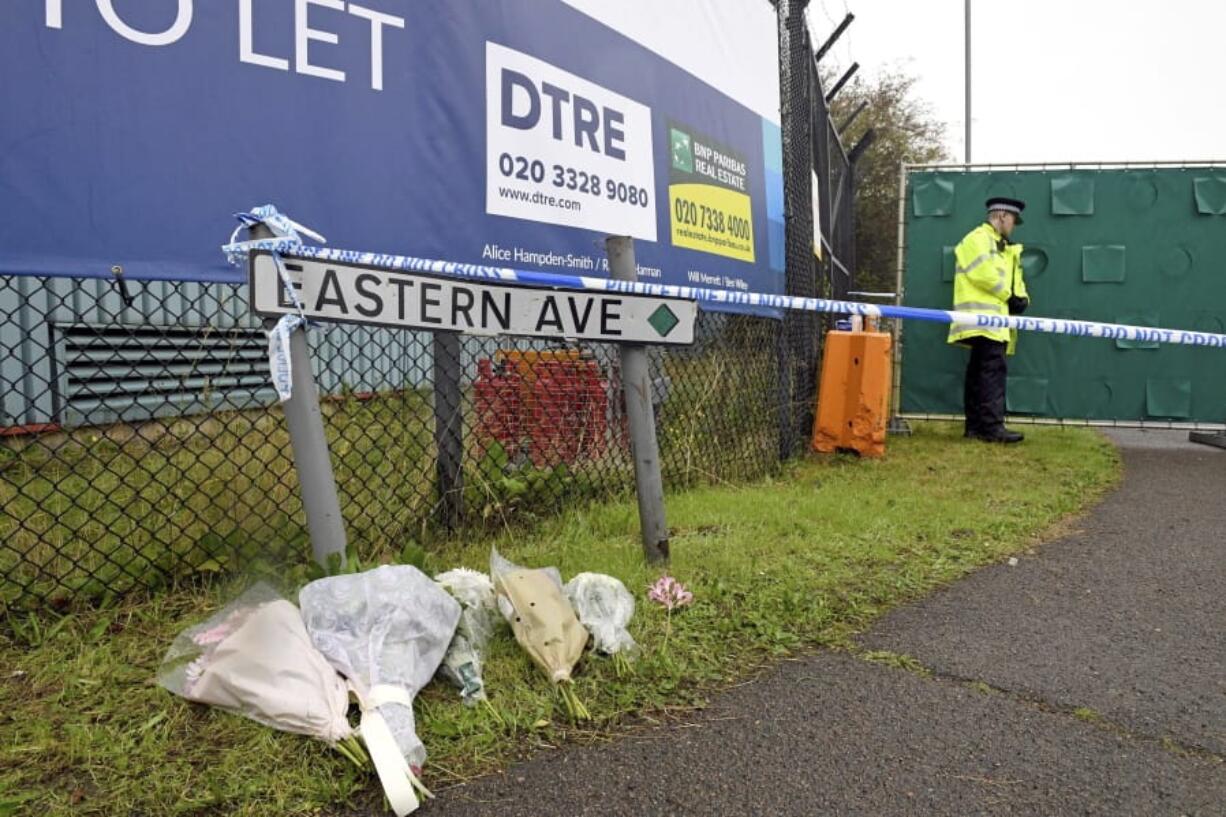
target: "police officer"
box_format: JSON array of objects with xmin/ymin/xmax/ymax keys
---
[{"xmin": 947, "ymin": 197, "xmax": 1030, "ymax": 443}]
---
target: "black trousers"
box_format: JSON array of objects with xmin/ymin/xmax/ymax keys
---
[{"xmin": 963, "ymin": 337, "xmax": 1007, "ymax": 436}]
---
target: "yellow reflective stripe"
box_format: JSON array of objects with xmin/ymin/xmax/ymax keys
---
[
  {"xmin": 955, "ymin": 252, "xmax": 994, "ymax": 275},
  {"xmin": 954, "ymin": 301, "xmax": 1005, "ymax": 313}
]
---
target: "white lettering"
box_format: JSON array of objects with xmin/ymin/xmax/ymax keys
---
[
  {"xmin": 96, "ymin": 0, "xmax": 193, "ymax": 47},
  {"xmin": 295, "ymin": 0, "xmax": 345, "ymax": 83},
  {"xmin": 45, "ymin": 0, "xmax": 406, "ymax": 91},
  {"xmin": 240, "ymin": 0, "xmax": 289, "ymax": 71},
  {"xmin": 347, "ymin": 3, "xmax": 404, "ymax": 91}
]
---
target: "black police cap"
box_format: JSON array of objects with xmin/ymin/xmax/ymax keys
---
[{"xmin": 986, "ymin": 196, "xmax": 1026, "ymax": 224}]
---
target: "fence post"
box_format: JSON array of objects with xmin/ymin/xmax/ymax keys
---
[
  {"xmin": 606, "ymin": 236, "xmax": 669, "ymax": 564},
  {"xmin": 252, "ymin": 225, "xmax": 347, "ymax": 566},
  {"xmin": 777, "ymin": 0, "xmax": 818, "ymax": 459},
  {"xmin": 432, "ymin": 331, "xmax": 464, "ymax": 529}
]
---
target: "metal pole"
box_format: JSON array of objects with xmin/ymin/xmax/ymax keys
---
[
  {"xmin": 837, "ymin": 100, "xmax": 869, "ymax": 137},
  {"xmin": 825, "ymin": 62, "xmax": 860, "ymax": 104},
  {"xmin": 776, "ymin": 0, "xmax": 798, "ymax": 461},
  {"xmin": 965, "ymin": 0, "xmax": 972, "ymax": 163},
  {"xmin": 253, "ymin": 225, "xmax": 347, "ymax": 565},
  {"xmin": 606, "ymin": 236, "xmax": 669, "ymax": 564},
  {"xmin": 432, "ymin": 331, "xmax": 464, "ymax": 529},
  {"xmin": 888, "ymin": 163, "xmax": 912, "ymax": 436},
  {"xmin": 814, "ymin": 12, "xmax": 855, "ymax": 64}
]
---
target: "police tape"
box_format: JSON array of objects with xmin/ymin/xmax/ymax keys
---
[
  {"xmin": 221, "ymin": 206, "xmax": 1226, "ymax": 351},
  {"xmin": 280, "ymin": 244, "xmax": 1226, "ymax": 350},
  {"xmin": 224, "ymin": 206, "xmax": 327, "ymax": 402}
]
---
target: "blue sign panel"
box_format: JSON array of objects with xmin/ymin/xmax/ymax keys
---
[{"xmin": 0, "ymin": 1, "xmax": 784, "ymax": 307}]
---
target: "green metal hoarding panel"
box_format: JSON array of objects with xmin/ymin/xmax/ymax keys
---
[{"xmin": 901, "ymin": 166, "xmax": 1226, "ymax": 424}]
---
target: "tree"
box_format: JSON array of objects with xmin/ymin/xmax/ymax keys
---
[{"xmin": 828, "ymin": 68, "xmax": 950, "ymax": 294}]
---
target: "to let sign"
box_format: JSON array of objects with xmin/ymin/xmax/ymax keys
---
[{"xmin": 249, "ymin": 253, "xmax": 696, "ymax": 345}]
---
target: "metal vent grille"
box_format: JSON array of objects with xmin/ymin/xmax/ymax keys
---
[{"xmin": 58, "ymin": 323, "xmax": 274, "ymax": 425}]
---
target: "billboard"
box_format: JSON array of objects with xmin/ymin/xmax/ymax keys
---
[{"xmin": 0, "ymin": 1, "xmax": 784, "ymax": 306}]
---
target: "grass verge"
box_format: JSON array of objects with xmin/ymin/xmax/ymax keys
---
[{"xmin": 0, "ymin": 423, "xmax": 1119, "ymax": 816}]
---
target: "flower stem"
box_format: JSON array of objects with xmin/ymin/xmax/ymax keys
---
[
  {"xmin": 481, "ymin": 697, "xmax": 506, "ymax": 727},
  {"xmin": 408, "ymin": 770, "xmax": 434, "ymax": 800},
  {"xmin": 558, "ymin": 682, "xmax": 591, "ymax": 721},
  {"xmin": 334, "ymin": 736, "xmax": 369, "ymax": 770}
]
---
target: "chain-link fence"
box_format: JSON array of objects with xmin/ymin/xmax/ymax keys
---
[
  {"xmin": 1, "ymin": 1, "xmax": 851, "ymax": 613},
  {"xmin": 0, "ymin": 274, "xmax": 788, "ymax": 610},
  {"xmin": 777, "ymin": 0, "xmax": 819, "ymax": 459}
]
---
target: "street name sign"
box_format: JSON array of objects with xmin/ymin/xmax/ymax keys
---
[{"xmin": 249, "ymin": 253, "xmax": 696, "ymax": 345}]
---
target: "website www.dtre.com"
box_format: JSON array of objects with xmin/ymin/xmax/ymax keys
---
[{"xmin": 496, "ymin": 186, "xmax": 582, "ymax": 212}]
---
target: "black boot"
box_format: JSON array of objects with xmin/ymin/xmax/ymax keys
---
[{"xmin": 969, "ymin": 428, "xmax": 1025, "ymax": 444}]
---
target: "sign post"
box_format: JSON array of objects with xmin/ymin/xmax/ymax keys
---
[
  {"xmin": 432, "ymin": 331, "xmax": 465, "ymax": 529},
  {"xmin": 606, "ymin": 237, "xmax": 670, "ymax": 564},
  {"xmin": 249, "ymin": 234, "xmax": 347, "ymax": 567}
]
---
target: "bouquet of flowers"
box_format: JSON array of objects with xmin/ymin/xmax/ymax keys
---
[
  {"xmin": 490, "ymin": 548, "xmax": 590, "ymax": 720},
  {"xmin": 299, "ymin": 565, "xmax": 461, "ymax": 816},
  {"xmin": 564, "ymin": 572, "xmax": 638, "ymax": 677},
  {"xmin": 433, "ymin": 567, "xmax": 500, "ymax": 711},
  {"xmin": 156, "ymin": 584, "xmax": 366, "ymax": 766}
]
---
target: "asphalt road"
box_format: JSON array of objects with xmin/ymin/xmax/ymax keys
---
[
  {"xmin": 863, "ymin": 429, "xmax": 1226, "ymax": 756},
  {"xmin": 415, "ymin": 429, "xmax": 1226, "ymax": 816}
]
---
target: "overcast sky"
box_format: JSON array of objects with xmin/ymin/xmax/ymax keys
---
[{"xmin": 807, "ymin": 0, "xmax": 1225, "ymax": 164}]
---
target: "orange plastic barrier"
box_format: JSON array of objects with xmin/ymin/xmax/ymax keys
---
[{"xmin": 811, "ymin": 328, "xmax": 893, "ymax": 458}]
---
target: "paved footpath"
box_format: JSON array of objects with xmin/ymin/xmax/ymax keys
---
[{"xmin": 416, "ymin": 430, "xmax": 1226, "ymax": 816}]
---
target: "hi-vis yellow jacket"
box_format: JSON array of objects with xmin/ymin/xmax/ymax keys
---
[{"xmin": 946, "ymin": 222, "xmax": 1028, "ymax": 355}]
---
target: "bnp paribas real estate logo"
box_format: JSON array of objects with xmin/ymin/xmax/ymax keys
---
[{"xmin": 670, "ymin": 128, "xmax": 693, "ymax": 173}]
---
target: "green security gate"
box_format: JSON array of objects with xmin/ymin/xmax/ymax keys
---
[{"xmin": 898, "ymin": 163, "xmax": 1226, "ymax": 427}]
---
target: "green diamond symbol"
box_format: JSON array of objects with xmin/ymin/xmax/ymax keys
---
[{"xmin": 648, "ymin": 304, "xmax": 680, "ymax": 337}]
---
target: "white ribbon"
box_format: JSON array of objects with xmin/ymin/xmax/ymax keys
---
[{"xmin": 353, "ymin": 683, "xmax": 431, "ymax": 817}]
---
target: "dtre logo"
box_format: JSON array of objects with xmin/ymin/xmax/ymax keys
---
[{"xmin": 500, "ymin": 70, "xmax": 628, "ymax": 161}]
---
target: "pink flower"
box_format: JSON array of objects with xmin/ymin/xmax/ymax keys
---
[
  {"xmin": 192, "ymin": 624, "xmax": 230, "ymax": 646},
  {"xmin": 191, "ymin": 610, "xmax": 244, "ymax": 647},
  {"xmin": 183, "ymin": 655, "xmax": 208, "ymax": 697},
  {"xmin": 647, "ymin": 576, "xmax": 694, "ymax": 611}
]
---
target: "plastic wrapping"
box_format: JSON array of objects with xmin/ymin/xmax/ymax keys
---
[
  {"xmin": 433, "ymin": 568, "xmax": 499, "ymax": 704},
  {"xmin": 563, "ymin": 572, "xmax": 637, "ymax": 657},
  {"xmin": 298, "ymin": 565, "xmax": 461, "ymax": 773},
  {"xmin": 490, "ymin": 548, "xmax": 587, "ymax": 684},
  {"xmin": 157, "ymin": 583, "xmax": 352, "ymax": 743}
]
